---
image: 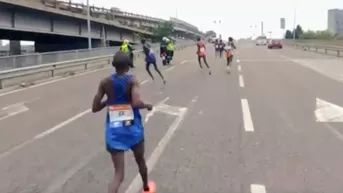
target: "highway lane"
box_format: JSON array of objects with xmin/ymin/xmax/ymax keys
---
[
  {"xmin": 1, "ymin": 42, "xmax": 343, "ymax": 193},
  {"xmin": 0, "ymin": 46, "xmax": 194, "ymax": 154},
  {"xmin": 238, "ymin": 43, "xmax": 343, "ymax": 192},
  {"xmin": 0, "ymin": 46, "xmax": 197, "ymax": 192}
]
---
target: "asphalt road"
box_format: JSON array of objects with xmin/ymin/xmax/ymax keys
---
[{"xmin": 1, "ymin": 42, "xmax": 343, "ymax": 193}]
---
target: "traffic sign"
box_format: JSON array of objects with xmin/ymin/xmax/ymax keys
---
[{"xmin": 280, "ymin": 18, "xmax": 286, "ymax": 29}]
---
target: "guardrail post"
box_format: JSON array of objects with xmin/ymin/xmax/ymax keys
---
[
  {"xmin": 75, "ymin": 50, "xmax": 79, "ymax": 59},
  {"xmin": 338, "ymin": 50, "xmax": 340, "ymax": 57},
  {"xmin": 315, "ymin": 47, "xmax": 318, "ymax": 52},
  {"xmin": 51, "ymin": 65, "xmax": 56, "ymax": 77},
  {"xmin": 38, "ymin": 54, "xmax": 42, "ymax": 65},
  {"xmin": 325, "ymin": 49, "xmax": 328, "ymax": 54},
  {"xmin": 0, "ymin": 79, "xmax": 3, "ymax": 89},
  {"xmin": 85, "ymin": 62, "xmax": 88, "ymax": 70},
  {"xmin": 13, "ymin": 57, "xmax": 16, "ymax": 68}
]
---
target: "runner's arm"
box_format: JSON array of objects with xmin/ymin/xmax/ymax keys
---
[
  {"xmin": 131, "ymin": 76, "xmax": 152, "ymax": 109},
  {"xmin": 92, "ymin": 80, "xmax": 107, "ymax": 113},
  {"xmin": 128, "ymin": 44, "xmax": 135, "ymax": 51},
  {"xmin": 232, "ymin": 42, "xmax": 237, "ymax": 49}
]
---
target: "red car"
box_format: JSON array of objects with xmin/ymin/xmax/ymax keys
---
[{"xmin": 268, "ymin": 39, "xmax": 283, "ymax": 49}]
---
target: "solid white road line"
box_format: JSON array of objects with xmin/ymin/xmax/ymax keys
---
[
  {"xmin": 140, "ymin": 79, "xmax": 149, "ymax": 85},
  {"xmin": 0, "ymin": 80, "xmax": 150, "ymax": 160},
  {"xmin": 239, "ymin": 75, "xmax": 245, "ymax": 88},
  {"xmin": 125, "ymin": 99, "xmax": 191, "ymax": 193},
  {"xmin": 0, "ymin": 67, "xmax": 110, "ymax": 97},
  {"xmin": 251, "ymin": 184, "xmax": 267, "ymax": 193},
  {"xmin": 0, "ymin": 109, "xmax": 91, "ymax": 160},
  {"xmin": 238, "ymin": 65, "xmax": 242, "ymax": 72},
  {"xmin": 241, "ymin": 99, "xmax": 254, "ymax": 132},
  {"xmin": 166, "ymin": 66, "xmax": 176, "ymax": 71},
  {"xmin": 0, "ymin": 103, "xmax": 29, "ymax": 121}
]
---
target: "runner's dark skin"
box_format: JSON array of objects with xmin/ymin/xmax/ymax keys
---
[
  {"xmin": 141, "ymin": 39, "xmax": 166, "ymax": 84},
  {"xmin": 92, "ymin": 52, "xmax": 152, "ymax": 193},
  {"xmin": 196, "ymin": 37, "xmax": 211, "ymax": 75}
]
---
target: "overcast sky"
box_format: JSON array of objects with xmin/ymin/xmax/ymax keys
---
[
  {"xmin": 1, "ymin": 0, "xmax": 342, "ymax": 45},
  {"xmin": 71, "ymin": 0, "xmax": 342, "ymax": 39}
]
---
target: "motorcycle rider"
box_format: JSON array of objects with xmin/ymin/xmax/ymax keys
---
[
  {"xmin": 166, "ymin": 38, "xmax": 174, "ymax": 64},
  {"xmin": 120, "ymin": 39, "xmax": 135, "ymax": 68},
  {"xmin": 160, "ymin": 37, "xmax": 168, "ymax": 65}
]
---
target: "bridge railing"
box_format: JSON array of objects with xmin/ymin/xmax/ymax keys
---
[{"xmin": 0, "ymin": 42, "xmax": 195, "ymax": 89}]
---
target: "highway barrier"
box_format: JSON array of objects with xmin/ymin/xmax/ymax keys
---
[
  {"xmin": 284, "ymin": 40, "xmax": 343, "ymax": 57},
  {"xmin": 0, "ymin": 43, "xmax": 193, "ymax": 89},
  {"xmin": 0, "ymin": 40, "xmax": 194, "ymax": 71},
  {"xmin": 0, "ymin": 44, "xmax": 156, "ymax": 71}
]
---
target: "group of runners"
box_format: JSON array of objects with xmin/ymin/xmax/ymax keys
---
[
  {"xmin": 197, "ymin": 37, "xmax": 237, "ymax": 74},
  {"xmin": 91, "ymin": 36, "xmax": 236, "ymax": 193}
]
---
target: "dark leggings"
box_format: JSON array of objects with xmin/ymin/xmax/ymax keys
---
[
  {"xmin": 146, "ymin": 62, "xmax": 164, "ymax": 81},
  {"xmin": 198, "ymin": 55, "xmax": 210, "ymax": 69},
  {"xmin": 219, "ymin": 50, "xmax": 223, "ymax": 58},
  {"xmin": 227, "ymin": 56, "xmax": 233, "ymax": 66}
]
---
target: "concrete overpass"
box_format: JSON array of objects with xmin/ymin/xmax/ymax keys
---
[{"xmin": 0, "ymin": 0, "xmax": 203, "ymax": 55}]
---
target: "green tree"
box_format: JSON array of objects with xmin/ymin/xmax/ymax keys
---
[
  {"xmin": 152, "ymin": 21, "xmax": 174, "ymax": 41},
  {"xmin": 316, "ymin": 30, "xmax": 333, "ymax": 39},
  {"xmin": 285, "ymin": 30, "xmax": 293, "ymax": 39},
  {"xmin": 205, "ymin": 30, "xmax": 216, "ymax": 38},
  {"xmin": 299, "ymin": 30, "xmax": 316, "ymax": 39},
  {"xmin": 300, "ymin": 30, "xmax": 333, "ymax": 40},
  {"xmin": 293, "ymin": 25, "xmax": 303, "ymax": 39}
]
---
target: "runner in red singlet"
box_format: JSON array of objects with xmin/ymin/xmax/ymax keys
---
[{"xmin": 196, "ymin": 37, "xmax": 211, "ymax": 75}]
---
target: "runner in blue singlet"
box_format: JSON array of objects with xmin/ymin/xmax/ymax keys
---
[
  {"xmin": 141, "ymin": 38, "xmax": 166, "ymax": 84},
  {"xmin": 92, "ymin": 51, "xmax": 156, "ymax": 193}
]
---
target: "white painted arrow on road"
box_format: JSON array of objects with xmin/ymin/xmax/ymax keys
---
[
  {"xmin": 315, "ymin": 98, "xmax": 343, "ymax": 122},
  {"xmin": 0, "ymin": 103, "xmax": 29, "ymax": 121}
]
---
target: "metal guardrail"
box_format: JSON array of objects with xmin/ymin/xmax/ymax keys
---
[
  {"xmin": 0, "ymin": 44, "xmax": 160, "ymax": 71},
  {"xmin": 284, "ymin": 41, "xmax": 343, "ymax": 57},
  {"xmin": 0, "ymin": 43, "xmax": 194, "ymax": 89}
]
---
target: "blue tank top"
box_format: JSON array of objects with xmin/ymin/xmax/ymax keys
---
[{"xmin": 105, "ymin": 73, "xmax": 143, "ymax": 151}]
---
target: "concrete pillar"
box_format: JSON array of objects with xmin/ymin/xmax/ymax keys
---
[
  {"xmin": 9, "ymin": 40, "xmax": 21, "ymax": 55},
  {"xmin": 100, "ymin": 25, "xmax": 107, "ymax": 47}
]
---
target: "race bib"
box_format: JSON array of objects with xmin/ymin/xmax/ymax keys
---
[
  {"xmin": 225, "ymin": 45, "xmax": 232, "ymax": 50},
  {"xmin": 200, "ymin": 47, "xmax": 205, "ymax": 53},
  {"xmin": 161, "ymin": 56, "xmax": 166, "ymax": 60},
  {"xmin": 108, "ymin": 104, "xmax": 134, "ymax": 128}
]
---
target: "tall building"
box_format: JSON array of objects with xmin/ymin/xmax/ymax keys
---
[{"xmin": 328, "ymin": 9, "xmax": 343, "ymax": 36}]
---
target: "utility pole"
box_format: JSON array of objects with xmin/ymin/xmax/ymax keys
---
[
  {"xmin": 86, "ymin": 0, "xmax": 92, "ymax": 49},
  {"xmin": 293, "ymin": 8, "xmax": 296, "ymax": 40},
  {"xmin": 261, "ymin": 21, "xmax": 264, "ymax": 36}
]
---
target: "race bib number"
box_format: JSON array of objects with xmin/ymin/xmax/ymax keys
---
[
  {"xmin": 108, "ymin": 105, "xmax": 134, "ymax": 127},
  {"xmin": 149, "ymin": 48, "xmax": 155, "ymax": 54},
  {"xmin": 161, "ymin": 56, "xmax": 165, "ymax": 60},
  {"xmin": 225, "ymin": 45, "xmax": 232, "ymax": 50},
  {"xmin": 200, "ymin": 47, "xmax": 205, "ymax": 53}
]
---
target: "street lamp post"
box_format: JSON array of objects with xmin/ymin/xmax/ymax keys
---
[
  {"xmin": 293, "ymin": 8, "xmax": 296, "ymax": 40},
  {"xmin": 87, "ymin": 0, "xmax": 92, "ymax": 49},
  {"xmin": 213, "ymin": 20, "xmax": 222, "ymax": 39}
]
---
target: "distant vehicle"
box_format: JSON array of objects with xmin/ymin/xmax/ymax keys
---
[
  {"xmin": 255, "ymin": 36, "xmax": 268, "ymax": 46},
  {"xmin": 267, "ymin": 39, "xmax": 283, "ymax": 49}
]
